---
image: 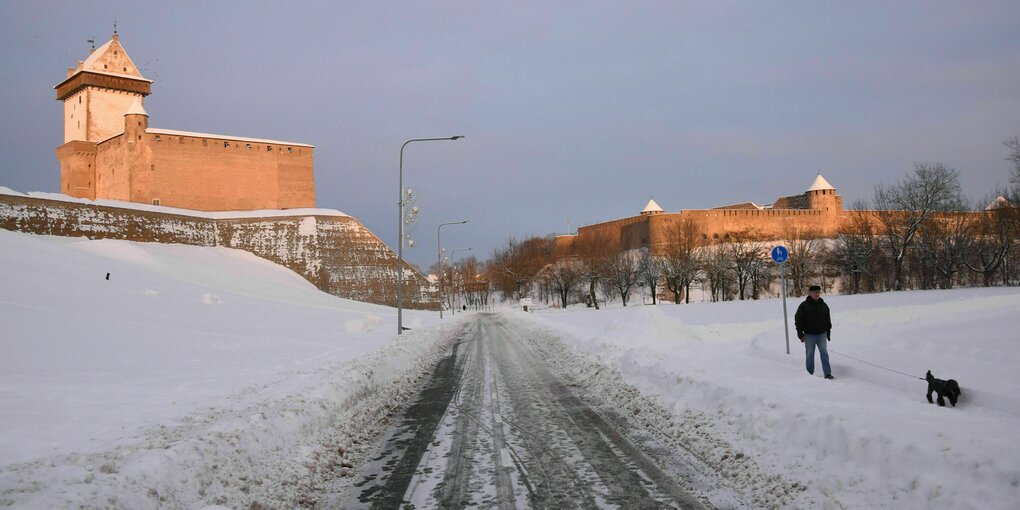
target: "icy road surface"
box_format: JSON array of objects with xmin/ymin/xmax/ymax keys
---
[{"xmin": 344, "ymin": 313, "xmax": 710, "ymax": 509}]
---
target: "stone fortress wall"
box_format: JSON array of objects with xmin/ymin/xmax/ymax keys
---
[
  {"xmin": 0, "ymin": 193, "xmax": 436, "ymax": 309},
  {"xmin": 558, "ymin": 176, "xmax": 863, "ymax": 255}
]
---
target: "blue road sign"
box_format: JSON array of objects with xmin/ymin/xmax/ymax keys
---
[{"xmin": 771, "ymin": 245, "xmax": 789, "ymax": 264}]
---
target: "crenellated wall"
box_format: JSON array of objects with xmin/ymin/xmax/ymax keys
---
[{"xmin": 0, "ymin": 193, "xmax": 435, "ymax": 309}]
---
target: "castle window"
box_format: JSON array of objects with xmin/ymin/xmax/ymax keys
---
[
  {"xmin": 267, "ymin": 145, "xmax": 273, "ymax": 151},
  {"xmin": 245, "ymin": 143, "xmax": 252, "ymax": 149},
  {"xmin": 224, "ymin": 141, "xmax": 230, "ymax": 148},
  {"xmin": 152, "ymin": 199, "xmax": 160, "ymax": 206},
  {"xmin": 151, "ymin": 164, "xmax": 155, "ymax": 171},
  {"xmin": 287, "ymin": 147, "xmax": 293, "ymax": 154},
  {"xmin": 154, "ymin": 135, "xmax": 161, "ymax": 142}
]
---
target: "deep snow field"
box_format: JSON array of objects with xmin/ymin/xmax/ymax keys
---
[
  {"xmin": 2, "ymin": 227, "xmax": 1019, "ymax": 509},
  {"xmin": 0, "ymin": 229, "xmax": 458, "ymax": 508},
  {"xmin": 520, "ymin": 286, "xmax": 1020, "ymax": 509}
]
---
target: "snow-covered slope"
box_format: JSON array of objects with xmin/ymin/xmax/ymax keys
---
[
  {"xmin": 518, "ymin": 288, "xmax": 1020, "ymax": 509},
  {"xmin": 0, "ymin": 229, "xmax": 447, "ymax": 508}
]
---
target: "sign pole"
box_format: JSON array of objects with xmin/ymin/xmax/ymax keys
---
[
  {"xmin": 781, "ymin": 262, "xmax": 790, "ymax": 355},
  {"xmin": 771, "ymin": 245, "xmax": 791, "ymax": 355}
]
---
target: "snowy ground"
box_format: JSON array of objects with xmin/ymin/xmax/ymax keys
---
[
  {"xmin": 0, "ymin": 229, "xmax": 456, "ymax": 508},
  {"xmin": 2, "ymin": 227, "xmax": 1019, "ymax": 509},
  {"xmin": 517, "ymin": 288, "xmax": 1020, "ymax": 509}
]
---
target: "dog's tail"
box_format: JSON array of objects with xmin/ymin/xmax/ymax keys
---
[{"xmin": 926, "ymin": 370, "xmax": 933, "ymax": 382}]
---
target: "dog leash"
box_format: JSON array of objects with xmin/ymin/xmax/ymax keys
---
[{"xmin": 827, "ymin": 348, "xmax": 926, "ymax": 380}]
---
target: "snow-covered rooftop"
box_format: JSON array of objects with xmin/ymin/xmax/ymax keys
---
[
  {"xmin": 641, "ymin": 198, "xmax": 664, "ymax": 214},
  {"xmin": 807, "ymin": 174, "xmax": 835, "ymax": 191},
  {"xmin": 146, "ymin": 128, "xmax": 314, "ymax": 148},
  {"xmin": 124, "ymin": 98, "xmax": 147, "ymax": 116}
]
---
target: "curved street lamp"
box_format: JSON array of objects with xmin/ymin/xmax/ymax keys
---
[
  {"xmin": 398, "ymin": 136, "xmax": 464, "ymax": 335},
  {"xmin": 437, "ymin": 220, "xmax": 468, "ymax": 319}
]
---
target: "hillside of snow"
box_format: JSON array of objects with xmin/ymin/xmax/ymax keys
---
[
  {"xmin": 518, "ymin": 286, "xmax": 1020, "ymax": 509},
  {"xmin": 0, "ymin": 229, "xmax": 451, "ymax": 508}
]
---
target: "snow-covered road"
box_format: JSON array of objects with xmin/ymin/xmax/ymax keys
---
[{"xmin": 345, "ymin": 313, "xmax": 709, "ymax": 509}]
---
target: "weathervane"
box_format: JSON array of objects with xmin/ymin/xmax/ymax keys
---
[
  {"xmin": 114, "ymin": 21, "xmax": 118, "ymax": 35},
  {"xmin": 87, "ymin": 37, "xmax": 95, "ymax": 51}
]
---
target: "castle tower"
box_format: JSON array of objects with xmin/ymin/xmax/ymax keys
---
[
  {"xmin": 640, "ymin": 198, "xmax": 664, "ymax": 216},
  {"xmin": 805, "ymin": 174, "xmax": 841, "ymax": 212},
  {"xmin": 55, "ymin": 33, "xmax": 152, "ymax": 144},
  {"xmin": 55, "ymin": 34, "xmax": 152, "ymax": 199},
  {"xmin": 123, "ymin": 98, "xmax": 148, "ymax": 142}
]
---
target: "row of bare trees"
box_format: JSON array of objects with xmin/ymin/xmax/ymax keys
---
[{"xmin": 472, "ymin": 140, "xmax": 1020, "ymax": 307}]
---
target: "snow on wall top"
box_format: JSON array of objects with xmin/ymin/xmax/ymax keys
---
[
  {"xmin": 0, "ymin": 187, "xmax": 347, "ymax": 218},
  {"xmin": 147, "ymin": 128, "xmax": 314, "ymax": 148}
]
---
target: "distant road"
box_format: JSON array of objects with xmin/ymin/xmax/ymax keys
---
[{"xmin": 346, "ymin": 313, "xmax": 707, "ymax": 509}]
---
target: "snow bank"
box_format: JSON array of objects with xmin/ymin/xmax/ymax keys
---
[
  {"xmin": 0, "ymin": 229, "xmax": 451, "ymax": 508},
  {"xmin": 516, "ymin": 289, "xmax": 1020, "ymax": 509}
]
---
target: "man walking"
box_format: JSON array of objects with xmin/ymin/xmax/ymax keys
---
[{"xmin": 795, "ymin": 285, "xmax": 833, "ymax": 379}]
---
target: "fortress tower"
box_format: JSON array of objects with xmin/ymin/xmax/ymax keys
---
[
  {"xmin": 55, "ymin": 34, "xmax": 151, "ymax": 144},
  {"xmin": 55, "ymin": 34, "xmax": 152, "ymax": 199},
  {"xmin": 53, "ymin": 34, "xmax": 315, "ymax": 211},
  {"xmin": 805, "ymin": 174, "xmax": 841, "ymax": 213}
]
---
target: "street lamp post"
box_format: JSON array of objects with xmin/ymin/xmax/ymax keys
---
[
  {"xmin": 437, "ymin": 221, "xmax": 468, "ymax": 319},
  {"xmin": 449, "ymin": 247, "xmax": 473, "ymax": 314},
  {"xmin": 398, "ymin": 136, "xmax": 464, "ymax": 335}
]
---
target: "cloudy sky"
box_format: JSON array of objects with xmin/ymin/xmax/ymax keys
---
[{"xmin": 2, "ymin": 1, "xmax": 1018, "ymax": 269}]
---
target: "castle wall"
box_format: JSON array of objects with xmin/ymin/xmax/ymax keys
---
[
  {"xmin": 0, "ymin": 193, "xmax": 435, "ymax": 309},
  {"xmin": 95, "ymin": 136, "xmax": 135, "ymax": 201},
  {"xmin": 673, "ymin": 207, "xmax": 837, "ymax": 240},
  {"xmin": 563, "ymin": 204, "xmax": 845, "ymax": 257},
  {"xmin": 56, "ymin": 141, "xmax": 98, "ymax": 199},
  {"xmin": 89, "ymin": 131, "xmax": 316, "ymax": 211}
]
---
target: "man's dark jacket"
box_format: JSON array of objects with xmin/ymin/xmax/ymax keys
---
[{"xmin": 795, "ymin": 296, "xmax": 831, "ymax": 337}]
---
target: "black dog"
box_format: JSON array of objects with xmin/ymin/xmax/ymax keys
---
[{"xmin": 926, "ymin": 370, "xmax": 961, "ymax": 407}]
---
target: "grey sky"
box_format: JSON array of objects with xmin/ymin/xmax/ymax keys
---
[{"xmin": 2, "ymin": 1, "xmax": 1018, "ymax": 270}]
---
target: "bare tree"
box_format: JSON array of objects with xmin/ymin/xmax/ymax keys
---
[
  {"xmin": 636, "ymin": 247, "xmax": 662, "ymax": 304},
  {"xmin": 539, "ymin": 257, "xmax": 584, "ymax": 308},
  {"xmin": 660, "ymin": 220, "xmax": 705, "ymax": 303},
  {"xmin": 490, "ymin": 236, "xmax": 553, "ymax": 300},
  {"xmin": 702, "ymin": 244, "xmax": 732, "ymax": 302},
  {"xmin": 965, "ymin": 198, "xmax": 1014, "ymax": 286},
  {"xmin": 782, "ymin": 226, "xmax": 823, "ymax": 297},
  {"xmin": 916, "ymin": 199, "xmax": 973, "ymax": 289},
  {"xmin": 830, "ymin": 208, "xmax": 880, "ymax": 294},
  {"xmin": 726, "ymin": 229, "xmax": 768, "ymax": 300},
  {"xmin": 604, "ymin": 251, "xmax": 639, "ymax": 306},
  {"xmin": 874, "ymin": 163, "xmax": 962, "ymax": 290},
  {"xmin": 576, "ymin": 232, "xmax": 614, "ymax": 309}
]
